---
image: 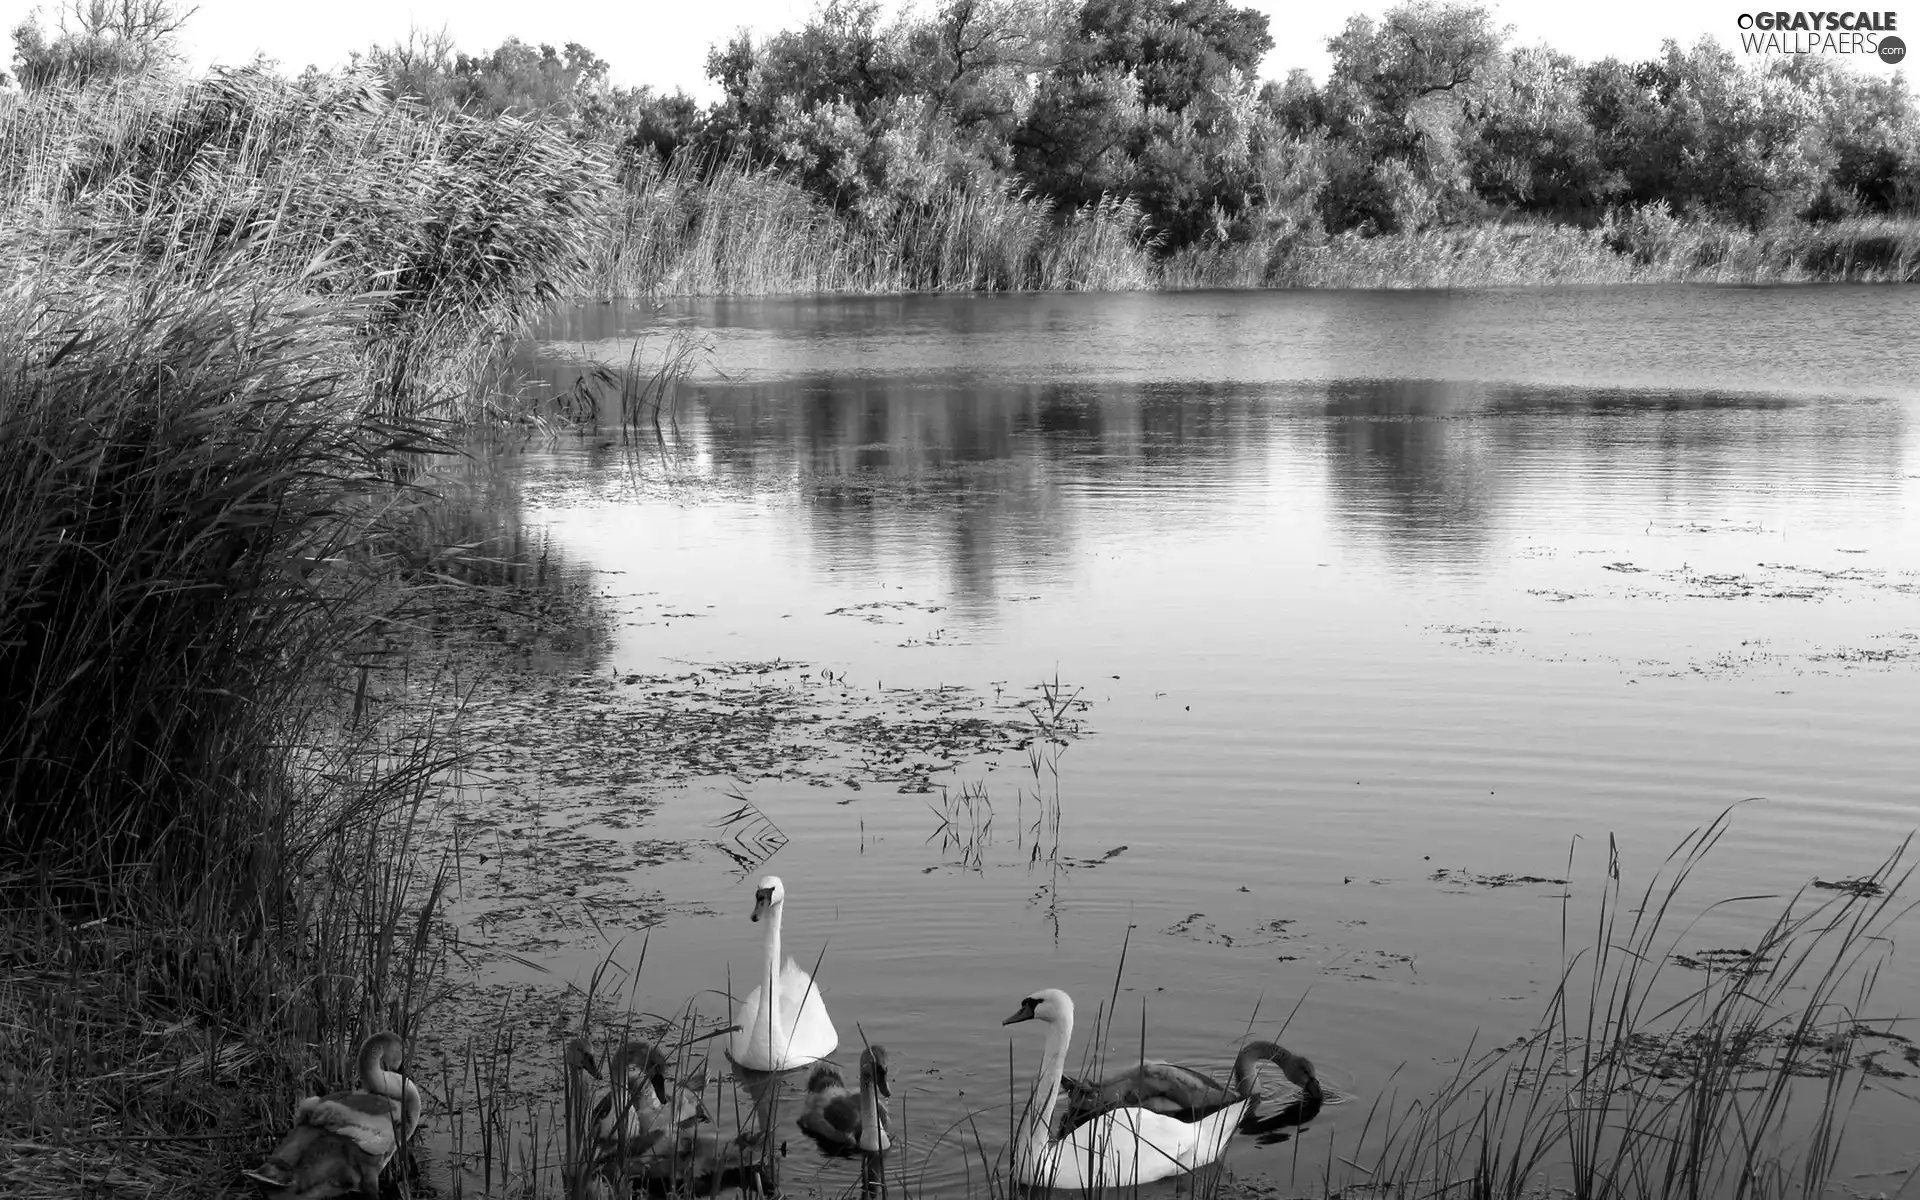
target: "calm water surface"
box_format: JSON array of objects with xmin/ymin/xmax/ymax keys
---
[{"xmin": 443, "ymin": 288, "xmax": 1920, "ymax": 1195}]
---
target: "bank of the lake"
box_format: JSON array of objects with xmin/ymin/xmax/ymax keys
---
[{"xmin": 0, "ymin": 67, "xmax": 609, "ymax": 1200}]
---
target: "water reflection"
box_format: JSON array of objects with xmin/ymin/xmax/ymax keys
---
[{"xmin": 512, "ymin": 355, "xmax": 1910, "ymax": 586}]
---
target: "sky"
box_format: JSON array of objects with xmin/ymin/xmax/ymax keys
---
[{"xmin": 2, "ymin": 0, "xmax": 1905, "ymax": 95}]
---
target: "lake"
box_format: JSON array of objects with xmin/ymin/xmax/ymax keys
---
[{"xmin": 429, "ymin": 286, "xmax": 1920, "ymax": 1197}]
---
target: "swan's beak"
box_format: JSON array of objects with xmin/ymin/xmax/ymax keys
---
[
  {"xmin": 565, "ymin": 1039, "xmax": 602, "ymax": 1080},
  {"xmin": 750, "ymin": 887, "xmax": 772, "ymax": 922},
  {"xmin": 876, "ymin": 1062, "xmax": 891, "ymax": 1098},
  {"xmin": 1003, "ymin": 995, "xmax": 1043, "ymax": 1025}
]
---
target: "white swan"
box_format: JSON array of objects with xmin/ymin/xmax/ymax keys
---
[
  {"xmin": 727, "ymin": 875, "xmax": 837, "ymax": 1072},
  {"xmin": 1003, "ymin": 989, "xmax": 1250, "ymax": 1189}
]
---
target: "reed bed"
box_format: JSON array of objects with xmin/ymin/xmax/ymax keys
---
[
  {"xmin": 1159, "ymin": 222, "xmax": 1636, "ymax": 289},
  {"xmin": 0, "ymin": 70, "xmax": 602, "ymax": 420},
  {"xmin": 1328, "ymin": 809, "xmax": 1913, "ymax": 1200},
  {"xmin": 591, "ymin": 150, "xmax": 1155, "ymax": 297},
  {"xmin": 1159, "ymin": 213, "xmax": 1920, "ymax": 290},
  {"xmin": 0, "ymin": 65, "xmax": 648, "ymax": 1200},
  {"xmin": 0, "ymin": 696, "xmax": 459, "ymax": 1197},
  {"xmin": 1602, "ymin": 208, "xmax": 1920, "ymax": 283}
]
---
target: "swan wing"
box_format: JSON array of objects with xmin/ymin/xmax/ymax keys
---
[
  {"xmin": 797, "ymin": 1090, "xmax": 858, "ymax": 1145},
  {"xmin": 728, "ymin": 980, "xmax": 774, "ymax": 1070},
  {"xmin": 1131, "ymin": 1098, "xmax": 1250, "ymax": 1173},
  {"xmin": 729, "ymin": 957, "xmax": 835, "ymax": 1070},
  {"xmin": 775, "ymin": 956, "xmax": 838, "ymax": 1064},
  {"xmin": 1031, "ymin": 1098, "xmax": 1250, "ymax": 1188},
  {"xmin": 1134, "ymin": 1060, "xmax": 1233, "ymax": 1108},
  {"xmin": 292, "ymin": 1092, "xmax": 398, "ymax": 1158},
  {"xmin": 1066, "ymin": 1058, "xmax": 1232, "ymax": 1124}
]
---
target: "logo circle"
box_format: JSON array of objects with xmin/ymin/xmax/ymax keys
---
[{"xmin": 1880, "ymin": 35, "xmax": 1907, "ymax": 64}]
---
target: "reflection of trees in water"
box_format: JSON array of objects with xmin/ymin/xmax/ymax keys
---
[
  {"xmin": 1320, "ymin": 379, "xmax": 1909, "ymax": 566},
  {"xmin": 510, "ymin": 364, "xmax": 1908, "ymax": 596},
  {"xmin": 414, "ymin": 453, "xmax": 614, "ymax": 673},
  {"xmin": 1320, "ymin": 380, "xmax": 1504, "ymax": 566},
  {"xmin": 697, "ymin": 378, "xmax": 1064, "ymax": 607},
  {"xmin": 693, "ymin": 377, "xmax": 1304, "ymax": 603}
]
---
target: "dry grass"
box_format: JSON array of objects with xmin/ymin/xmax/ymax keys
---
[
  {"xmin": 0, "ymin": 704, "xmax": 458, "ymax": 1197},
  {"xmin": 0, "ymin": 69, "xmax": 603, "ymax": 420},
  {"xmin": 591, "ymin": 150, "xmax": 1155, "ymax": 297},
  {"xmin": 1158, "ymin": 212, "xmax": 1920, "ymax": 289},
  {"xmin": 1602, "ymin": 206, "xmax": 1920, "ymax": 283},
  {"xmin": 0, "ymin": 66, "xmax": 619, "ymax": 1200},
  {"xmin": 1160, "ymin": 222, "xmax": 1635, "ymax": 289}
]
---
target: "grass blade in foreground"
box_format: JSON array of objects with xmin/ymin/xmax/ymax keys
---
[{"xmin": 1340, "ymin": 809, "xmax": 1913, "ymax": 1200}]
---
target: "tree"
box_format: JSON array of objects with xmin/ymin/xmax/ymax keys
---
[
  {"xmin": 1470, "ymin": 46, "xmax": 1620, "ymax": 221},
  {"xmin": 1317, "ymin": 2, "xmax": 1507, "ymax": 231},
  {"xmin": 10, "ymin": 0, "xmax": 195, "ymax": 87},
  {"xmin": 1013, "ymin": 0, "xmax": 1277, "ymax": 244},
  {"xmin": 899, "ymin": 0, "xmax": 1072, "ymax": 164},
  {"xmin": 1326, "ymin": 1, "xmax": 1504, "ymax": 152},
  {"xmin": 699, "ymin": 0, "xmax": 929, "ymax": 212},
  {"xmin": 1807, "ymin": 66, "xmax": 1920, "ymax": 216},
  {"xmin": 358, "ymin": 30, "xmax": 621, "ymax": 127},
  {"xmin": 1069, "ymin": 0, "xmax": 1272, "ymax": 110},
  {"xmin": 1583, "ymin": 39, "xmax": 1824, "ymax": 227},
  {"xmin": 617, "ymin": 88, "xmax": 706, "ymax": 161},
  {"xmin": 453, "ymin": 39, "xmax": 609, "ymax": 117}
]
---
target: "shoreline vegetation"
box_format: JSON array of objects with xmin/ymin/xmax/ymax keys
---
[
  {"xmin": 10, "ymin": 0, "xmax": 1920, "ymax": 298},
  {"xmin": 2, "ymin": 0, "xmax": 1918, "ymax": 1197}
]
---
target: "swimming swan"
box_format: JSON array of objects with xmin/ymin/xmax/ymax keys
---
[
  {"xmin": 1062, "ymin": 1039, "xmax": 1321, "ymax": 1124},
  {"xmin": 244, "ymin": 1030, "xmax": 422, "ymax": 1198},
  {"xmin": 593, "ymin": 1041, "xmax": 710, "ymax": 1164},
  {"xmin": 1003, "ymin": 989, "xmax": 1249, "ymax": 1189},
  {"xmin": 797, "ymin": 1044, "xmax": 892, "ymax": 1154},
  {"xmin": 727, "ymin": 876, "xmax": 837, "ymax": 1072}
]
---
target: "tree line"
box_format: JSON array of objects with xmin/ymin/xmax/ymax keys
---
[{"xmin": 12, "ymin": 0, "xmax": 1920, "ymax": 256}]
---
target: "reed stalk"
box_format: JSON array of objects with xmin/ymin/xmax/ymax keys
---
[{"xmin": 1338, "ymin": 808, "xmax": 1912, "ymax": 1200}]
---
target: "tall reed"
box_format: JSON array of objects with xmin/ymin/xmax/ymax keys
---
[
  {"xmin": 591, "ymin": 149, "xmax": 1155, "ymax": 296},
  {"xmin": 1, "ymin": 64, "xmax": 609, "ymax": 1200},
  {"xmin": 1, "ymin": 69, "xmax": 603, "ymax": 420},
  {"xmin": 1338, "ymin": 809, "xmax": 1912, "ymax": 1200},
  {"xmin": 1157, "ymin": 213, "xmax": 1920, "ymax": 289}
]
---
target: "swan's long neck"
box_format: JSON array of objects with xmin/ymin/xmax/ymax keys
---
[
  {"xmin": 1233, "ymin": 1040, "xmax": 1320, "ymax": 1104},
  {"xmin": 761, "ymin": 899, "xmax": 785, "ymax": 1046},
  {"xmin": 1231, "ymin": 1041, "xmax": 1272, "ymax": 1098},
  {"xmin": 399, "ymin": 1078, "xmax": 423, "ymax": 1140},
  {"xmin": 857, "ymin": 1079, "xmax": 886, "ymax": 1152},
  {"xmin": 1023, "ymin": 1009, "xmax": 1073, "ymax": 1146},
  {"xmin": 362, "ymin": 1056, "xmax": 421, "ymax": 1138},
  {"xmin": 364, "ymin": 1059, "xmax": 406, "ymax": 1103},
  {"xmin": 633, "ymin": 1076, "xmax": 664, "ymax": 1113}
]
